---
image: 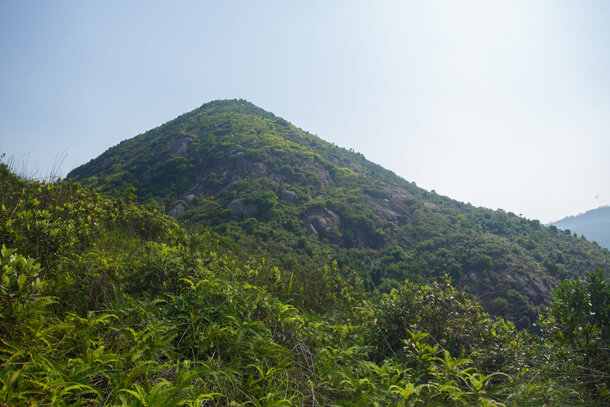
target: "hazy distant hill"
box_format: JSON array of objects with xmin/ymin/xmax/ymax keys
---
[
  {"xmin": 552, "ymin": 206, "xmax": 610, "ymax": 250},
  {"xmin": 67, "ymin": 99, "xmax": 610, "ymax": 326}
]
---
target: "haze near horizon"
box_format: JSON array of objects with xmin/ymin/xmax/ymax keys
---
[{"xmin": 1, "ymin": 1, "xmax": 609, "ymax": 223}]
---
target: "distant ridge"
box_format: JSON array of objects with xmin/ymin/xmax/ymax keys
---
[{"xmin": 552, "ymin": 206, "xmax": 610, "ymax": 250}]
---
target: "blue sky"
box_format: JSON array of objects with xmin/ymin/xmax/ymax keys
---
[{"xmin": 1, "ymin": 1, "xmax": 609, "ymax": 223}]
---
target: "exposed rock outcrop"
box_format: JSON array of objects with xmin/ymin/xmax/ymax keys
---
[
  {"xmin": 166, "ymin": 137, "xmax": 192, "ymax": 159},
  {"xmin": 229, "ymin": 199, "xmax": 259, "ymax": 219},
  {"xmin": 306, "ymin": 208, "xmax": 341, "ymax": 242},
  {"xmin": 168, "ymin": 203, "xmax": 186, "ymax": 217},
  {"xmin": 281, "ymin": 189, "xmax": 298, "ymax": 203}
]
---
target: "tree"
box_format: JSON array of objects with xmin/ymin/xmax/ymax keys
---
[{"xmin": 545, "ymin": 269, "xmax": 610, "ymax": 398}]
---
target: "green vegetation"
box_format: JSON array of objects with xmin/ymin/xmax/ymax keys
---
[
  {"xmin": 3, "ymin": 100, "xmax": 607, "ymax": 404},
  {"xmin": 68, "ymin": 99, "xmax": 610, "ymax": 327},
  {"xmin": 2, "ymin": 151, "xmax": 609, "ymax": 404}
]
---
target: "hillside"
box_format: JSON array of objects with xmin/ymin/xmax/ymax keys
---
[
  {"xmin": 2, "ymin": 158, "xmax": 609, "ymax": 405},
  {"xmin": 552, "ymin": 206, "xmax": 610, "ymax": 250},
  {"xmin": 68, "ymin": 99, "xmax": 610, "ymax": 326}
]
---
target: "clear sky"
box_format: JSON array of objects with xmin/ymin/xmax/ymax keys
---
[{"xmin": 1, "ymin": 1, "xmax": 609, "ymax": 223}]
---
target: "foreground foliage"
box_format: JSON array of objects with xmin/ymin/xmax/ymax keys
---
[{"xmin": 1, "ymin": 163, "xmax": 608, "ymax": 405}]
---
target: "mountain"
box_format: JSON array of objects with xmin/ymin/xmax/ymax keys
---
[
  {"xmin": 552, "ymin": 206, "xmax": 610, "ymax": 249},
  {"xmin": 5, "ymin": 151, "xmax": 609, "ymax": 405},
  {"xmin": 4, "ymin": 101, "xmax": 610, "ymax": 404},
  {"xmin": 67, "ymin": 99, "xmax": 610, "ymax": 326}
]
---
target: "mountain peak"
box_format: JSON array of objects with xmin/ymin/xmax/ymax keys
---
[
  {"xmin": 186, "ymin": 98, "xmax": 283, "ymax": 123},
  {"xmin": 197, "ymin": 98, "xmax": 273, "ymax": 115},
  {"xmin": 67, "ymin": 101, "xmax": 610, "ymax": 325}
]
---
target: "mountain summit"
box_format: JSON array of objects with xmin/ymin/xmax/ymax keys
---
[{"xmin": 68, "ymin": 99, "xmax": 610, "ymax": 325}]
